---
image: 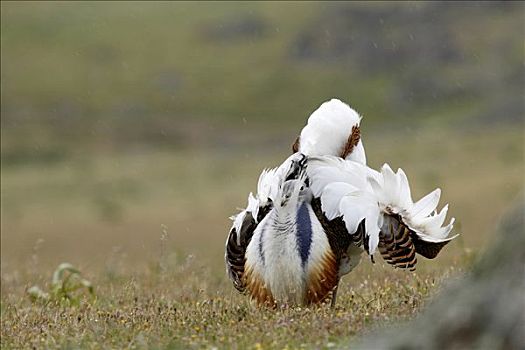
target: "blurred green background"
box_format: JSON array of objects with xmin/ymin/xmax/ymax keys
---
[{"xmin": 1, "ymin": 1, "xmax": 524, "ymax": 274}]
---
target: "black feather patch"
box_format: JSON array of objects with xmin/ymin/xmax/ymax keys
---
[
  {"xmin": 226, "ymin": 201, "xmax": 275, "ymax": 293},
  {"xmin": 296, "ymin": 202, "xmax": 313, "ymax": 267},
  {"xmin": 225, "ymin": 212, "xmax": 256, "ymax": 292},
  {"xmin": 412, "ymin": 236, "xmax": 452, "ymax": 259}
]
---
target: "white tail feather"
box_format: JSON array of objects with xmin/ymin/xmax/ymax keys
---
[{"xmin": 257, "ymin": 168, "xmax": 280, "ymax": 204}]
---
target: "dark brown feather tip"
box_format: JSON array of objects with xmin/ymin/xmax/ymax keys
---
[
  {"xmin": 340, "ymin": 125, "xmax": 361, "ymax": 158},
  {"xmin": 412, "ymin": 237, "xmax": 452, "ymax": 259},
  {"xmin": 292, "ymin": 136, "xmax": 300, "ymax": 153}
]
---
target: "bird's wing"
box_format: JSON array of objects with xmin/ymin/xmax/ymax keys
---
[
  {"xmin": 311, "ymin": 196, "xmax": 355, "ymax": 258},
  {"xmin": 225, "ymin": 208, "xmax": 257, "ymax": 292},
  {"xmin": 369, "ymin": 165, "xmax": 456, "ymax": 239},
  {"xmin": 307, "ymin": 157, "xmax": 458, "ymax": 271},
  {"xmin": 307, "ymin": 156, "xmax": 380, "ymax": 257},
  {"xmin": 369, "ymin": 164, "xmax": 457, "ymax": 269}
]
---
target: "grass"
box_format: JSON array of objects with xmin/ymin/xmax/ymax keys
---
[
  {"xmin": 1, "ymin": 261, "xmax": 461, "ymax": 349},
  {"xmin": 1, "ymin": 125, "xmax": 523, "ymax": 348}
]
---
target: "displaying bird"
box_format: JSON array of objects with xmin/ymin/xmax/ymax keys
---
[{"xmin": 225, "ymin": 99, "xmax": 457, "ymax": 307}]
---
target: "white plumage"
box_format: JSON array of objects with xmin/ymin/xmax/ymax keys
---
[
  {"xmin": 369, "ymin": 164, "xmax": 457, "ymax": 243},
  {"xmin": 225, "ymin": 98, "xmax": 458, "ymax": 307},
  {"xmin": 307, "ymin": 158, "xmax": 457, "ymax": 255},
  {"xmin": 299, "ymin": 99, "xmax": 366, "ymax": 164},
  {"xmin": 230, "ymin": 153, "xmax": 303, "ymax": 233}
]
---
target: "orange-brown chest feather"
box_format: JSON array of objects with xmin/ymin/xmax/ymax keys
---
[{"xmin": 244, "ymin": 247, "xmax": 338, "ymax": 306}]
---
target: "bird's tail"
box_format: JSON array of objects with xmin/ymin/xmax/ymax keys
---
[{"xmin": 294, "ymin": 99, "xmax": 366, "ymax": 164}]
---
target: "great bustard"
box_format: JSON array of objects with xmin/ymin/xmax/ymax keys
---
[{"xmin": 225, "ymin": 99, "xmax": 457, "ymax": 307}]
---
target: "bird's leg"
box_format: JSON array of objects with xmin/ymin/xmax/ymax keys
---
[{"xmin": 331, "ymin": 284, "xmax": 339, "ymax": 308}]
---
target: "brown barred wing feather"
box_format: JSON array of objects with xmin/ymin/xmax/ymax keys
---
[
  {"xmin": 225, "ymin": 212, "xmax": 257, "ymax": 292},
  {"xmin": 378, "ymin": 214, "xmax": 418, "ymax": 271},
  {"xmin": 378, "ymin": 213, "xmax": 456, "ymax": 270}
]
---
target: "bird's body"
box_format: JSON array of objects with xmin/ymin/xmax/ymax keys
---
[
  {"xmin": 245, "ymin": 200, "xmax": 338, "ymax": 305},
  {"xmin": 225, "ymin": 99, "xmax": 457, "ymax": 307},
  {"xmin": 243, "ymin": 177, "xmax": 356, "ymax": 306}
]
